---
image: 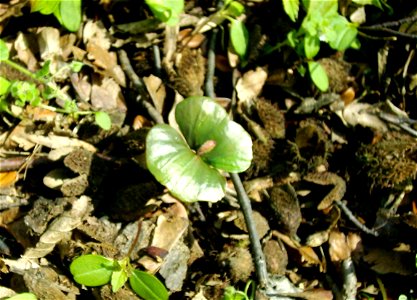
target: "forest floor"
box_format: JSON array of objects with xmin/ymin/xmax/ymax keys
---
[{"xmin": 0, "ymin": 0, "xmax": 417, "ymax": 299}]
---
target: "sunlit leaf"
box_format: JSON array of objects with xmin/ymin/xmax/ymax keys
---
[
  {"xmin": 0, "ymin": 77, "xmax": 11, "ymax": 96},
  {"xmin": 59, "ymin": 0, "xmax": 82, "ymax": 32},
  {"xmin": 34, "ymin": 61, "xmax": 50, "ymax": 79},
  {"xmin": 94, "ymin": 111, "xmax": 112, "ymax": 130},
  {"xmin": 30, "ymin": 0, "xmax": 60, "ymax": 14},
  {"xmin": 304, "ymin": 34, "xmax": 320, "ymax": 59},
  {"xmin": 146, "ymin": 124, "xmax": 226, "ymax": 202},
  {"xmin": 70, "ymin": 254, "xmax": 114, "ymax": 286},
  {"xmin": 328, "ymin": 21, "xmax": 358, "ymax": 50},
  {"xmin": 282, "ymin": 0, "xmax": 299, "ymax": 22},
  {"xmin": 224, "ymin": 1, "xmax": 245, "ymax": 18},
  {"xmin": 0, "ymin": 39, "xmax": 9, "ymax": 61},
  {"xmin": 111, "ymin": 269, "xmax": 128, "ymax": 293},
  {"xmin": 129, "ymin": 270, "xmax": 169, "ymax": 300},
  {"xmin": 229, "ymin": 19, "xmax": 249, "ymax": 59},
  {"xmin": 175, "ymin": 97, "xmax": 252, "ymax": 173},
  {"xmin": 308, "ymin": 61, "xmax": 329, "ymax": 91}
]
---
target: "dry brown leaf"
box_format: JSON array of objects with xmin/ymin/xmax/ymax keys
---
[
  {"xmin": 91, "ymin": 76, "xmax": 125, "ymax": 110},
  {"xmin": 87, "ymin": 42, "xmax": 126, "ymax": 87},
  {"xmin": 83, "ymin": 20, "xmax": 111, "ymax": 50},
  {"xmin": 144, "ymin": 75, "xmax": 166, "ymax": 114},
  {"xmin": 139, "ymin": 201, "xmax": 189, "ymax": 273},
  {"xmin": 0, "ymin": 171, "xmax": 18, "ymax": 188},
  {"xmin": 273, "ymin": 231, "xmax": 322, "ymax": 266},
  {"xmin": 236, "ymin": 67, "xmax": 268, "ymax": 106},
  {"xmin": 70, "ymin": 73, "xmax": 91, "ymax": 102},
  {"xmin": 363, "ymin": 247, "xmax": 415, "ymax": 276},
  {"xmin": 328, "ymin": 230, "xmax": 350, "ymax": 262},
  {"xmin": 14, "ymin": 32, "xmax": 38, "ymax": 71}
]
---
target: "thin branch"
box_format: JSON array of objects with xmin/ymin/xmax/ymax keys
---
[
  {"xmin": 204, "ymin": 27, "xmax": 218, "ymax": 99},
  {"xmin": 118, "ymin": 49, "xmax": 164, "ymax": 124},
  {"xmin": 335, "ymin": 200, "xmax": 379, "ymax": 237},
  {"xmin": 152, "ymin": 44, "xmax": 162, "ymax": 78},
  {"xmin": 341, "ymin": 257, "xmax": 357, "ymax": 300},
  {"xmin": 230, "ymin": 173, "xmax": 269, "ymax": 287}
]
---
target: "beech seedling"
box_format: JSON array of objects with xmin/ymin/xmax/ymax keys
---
[
  {"xmin": 146, "ymin": 96, "xmax": 252, "ymax": 203},
  {"xmin": 70, "ymin": 254, "xmax": 168, "ymax": 300}
]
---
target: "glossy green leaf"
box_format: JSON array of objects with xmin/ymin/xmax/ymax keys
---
[
  {"xmin": 145, "ymin": 0, "xmax": 184, "ymax": 25},
  {"xmin": 328, "ymin": 21, "xmax": 358, "ymax": 51},
  {"xmin": 30, "ymin": 0, "xmax": 60, "ymax": 14},
  {"xmin": 0, "ymin": 77, "xmax": 11, "ymax": 96},
  {"xmin": 70, "ymin": 254, "xmax": 114, "ymax": 286},
  {"xmin": 146, "ymin": 124, "xmax": 226, "ymax": 202},
  {"xmin": 129, "ymin": 270, "xmax": 169, "ymax": 300},
  {"xmin": 224, "ymin": 1, "xmax": 245, "ymax": 18},
  {"xmin": 95, "ymin": 111, "xmax": 112, "ymax": 130},
  {"xmin": 304, "ymin": 34, "xmax": 320, "ymax": 59},
  {"xmin": 111, "ymin": 268, "xmax": 128, "ymax": 293},
  {"xmin": 282, "ymin": 0, "xmax": 299, "ymax": 22},
  {"xmin": 175, "ymin": 97, "xmax": 252, "ymax": 173},
  {"xmin": 0, "ymin": 39, "xmax": 9, "ymax": 61},
  {"xmin": 59, "ymin": 0, "xmax": 82, "ymax": 32},
  {"xmin": 308, "ymin": 61, "xmax": 329, "ymax": 92},
  {"xmin": 7, "ymin": 293, "xmax": 37, "ymax": 300},
  {"xmin": 229, "ymin": 19, "xmax": 249, "ymax": 59}
]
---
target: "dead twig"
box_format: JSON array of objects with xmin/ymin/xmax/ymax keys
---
[
  {"xmin": 335, "ymin": 200, "xmax": 379, "ymax": 237},
  {"xmin": 118, "ymin": 49, "xmax": 164, "ymax": 124},
  {"xmin": 341, "ymin": 257, "xmax": 357, "ymax": 300}
]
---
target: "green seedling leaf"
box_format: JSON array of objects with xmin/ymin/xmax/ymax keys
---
[
  {"xmin": 35, "ymin": 61, "xmax": 51, "ymax": 79},
  {"xmin": 111, "ymin": 257, "xmax": 129, "ymax": 293},
  {"xmin": 282, "ymin": 0, "xmax": 299, "ymax": 22},
  {"xmin": 328, "ymin": 21, "xmax": 358, "ymax": 51},
  {"xmin": 7, "ymin": 293, "xmax": 37, "ymax": 300},
  {"xmin": 146, "ymin": 124, "xmax": 227, "ymax": 202},
  {"xmin": 70, "ymin": 254, "xmax": 115, "ymax": 286},
  {"xmin": 0, "ymin": 77, "xmax": 11, "ymax": 96},
  {"xmin": 70, "ymin": 61, "xmax": 84, "ymax": 73},
  {"xmin": 129, "ymin": 270, "xmax": 168, "ymax": 300},
  {"xmin": 229, "ymin": 19, "xmax": 249, "ymax": 60},
  {"xmin": 224, "ymin": 1, "xmax": 245, "ymax": 18},
  {"xmin": 58, "ymin": 0, "xmax": 82, "ymax": 32},
  {"xmin": 176, "ymin": 97, "xmax": 252, "ymax": 173},
  {"xmin": 308, "ymin": 61, "xmax": 329, "ymax": 91},
  {"xmin": 0, "ymin": 39, "xmax": 9, "ymax": 61},
  {"xmin": 94, "ymin": 111, "xmax": 112, "ymax": 130},
  {"xmin": 304, "ymin": 34, "xmax": 320, "ymax": 59},
  {"xmin": 30, "ymin": 0, "xmax": 60, "ymax": 14},
  {"xmin": 145, "ymin": 0, "xmax": 184, "ymax": 25},
  {"xmin": 111, "ymin": 268, "xmax": 128, "ymax": 293},
  {"xmin": 147, "ymin": 97, "xmax": 252, "ymax": 203}
]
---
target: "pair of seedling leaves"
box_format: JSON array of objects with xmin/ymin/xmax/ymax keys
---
[
  {"xmin": 147, "ymin": 96, "xmax": 252, "ymax": 203},
  {"xmin": 70, "ymin": 255, "xmax": 168, "ymax": 300}
]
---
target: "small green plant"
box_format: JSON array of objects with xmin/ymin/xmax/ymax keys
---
[
  {"xmin": 279, "ymin": 0, "xmax": 391, "ymax": 91},
  {"xmin": 30, "ymin": 0, "xmax": 82, "ymax": 32},
  {"xmin": 70, "ymin": 254, "xmax": 168, "ymax": 300},
  {"xmin": 223, "ymin": 280, "xmax": 255, "ymax": 300},
  {"xmin": 282, "ymin": 0, "xmax": 360, "ymax": 91},
  {"xmin": 146, "ymin": 96, "xmax": 252, "ymax": 203},
  {"xmin": 0, "ymin": 39, "xmax": 111, "ymax": 130}
]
